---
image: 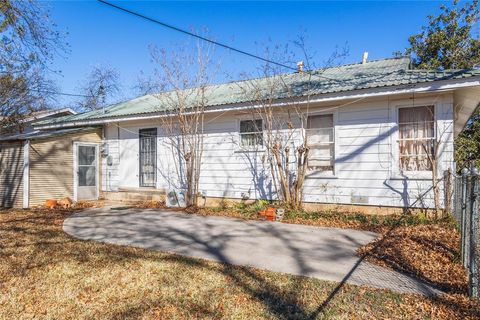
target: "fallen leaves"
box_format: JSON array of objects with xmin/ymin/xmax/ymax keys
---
[
  {"xmin": 358, "ymin": 223, "xmax": 467, "ymax": 294},
  {"xmin": 1, "ymin": 207, "xmax": 479, "ymax": 319},
  {"xmin": 134, "ymin": 200, "xmax": 166, "ymax": 209},
  {"xmin": 357, "ymin": 221, "xmax": 480, "ymax": 319}
]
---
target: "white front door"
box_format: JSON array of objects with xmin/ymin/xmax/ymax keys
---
[{"xmin": 74, "ymin": 143, "xmax": 99, "ymax": 201}]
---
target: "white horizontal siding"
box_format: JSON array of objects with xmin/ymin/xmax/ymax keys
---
[
  {"xmin": 102, "ymin": 125, "xmax": 121, "ymax": 191},
  {"xmin": 101, "ymin": 94, "xmax": 455, "ymax": 209}
]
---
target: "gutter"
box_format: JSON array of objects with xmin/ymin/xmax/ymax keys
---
[{"xmin": 34, "ymin": 77, "xmax": 480, "ymax": 130}]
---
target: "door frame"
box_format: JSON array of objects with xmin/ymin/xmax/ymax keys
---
[{"xmin": 73, "ymin": 141, "xmax": 100, "ymax": 202}]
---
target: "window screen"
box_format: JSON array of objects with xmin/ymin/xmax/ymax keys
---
[
  {"xmin": 240, "ymin": 119, "xmax": 263, "ymax": 147},
  {"xmin": 306, "ymin": 114, "xmax": 334, "ymax": 173}
]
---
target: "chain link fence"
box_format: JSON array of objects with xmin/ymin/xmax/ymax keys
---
[{"xmin": 451, "ymin": 168, "xmax": 479, "ymax": 298}]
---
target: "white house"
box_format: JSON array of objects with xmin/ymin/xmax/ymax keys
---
[{"xmin": 28, "ymin": 57, "xmax": 480, "ymax": 211}]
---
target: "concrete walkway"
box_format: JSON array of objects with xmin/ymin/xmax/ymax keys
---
[{"xmin": 63, "ymin": 207, "xmax": 441, "ymax": 296}]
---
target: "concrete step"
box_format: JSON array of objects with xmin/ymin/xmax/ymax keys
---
[
  {"xmin": 117, "ymin": 187, "xmax": 166, "ymax": 194},
  {"xmin": 102, "ymin": 189, "xmax": 166, "ymax": 202}
]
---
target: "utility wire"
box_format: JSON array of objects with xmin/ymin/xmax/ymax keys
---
[
  {"xmin": 29, "ymin": 89, "xmax": 93, "ymax": 98},
  {"xmin": 97, "ymin": 0, "xmax": 342, "ymax": 83}
]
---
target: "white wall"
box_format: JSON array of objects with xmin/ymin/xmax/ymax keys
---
[
  {"xmin": 101, "ymin": 93, "xmax": 455, "ymax": 209},
  {"xmin": 102, "ymin": 124, "xmax": 120, "ymax": 191}
]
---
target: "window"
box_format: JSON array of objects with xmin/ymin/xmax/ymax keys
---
[
  {"xmin": 139, "ymin": 128, "xmax": 157, "ymax": 187},
  {"xmin": 240, "ymin": 119, "xmax": 263, "ymax": 147},
  {"xmin": 306, "ymin": 114, "xmax": 334, "ymax": 173},
  {"xmin": 398, "ymin": 106, "xmax": 435, "ymax": 171}
]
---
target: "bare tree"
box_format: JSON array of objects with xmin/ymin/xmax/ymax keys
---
[
  {"xmin": 237, "ymin": 41, "xmax": 347, "ymax": 210},
  {"xmin": 0, "ymin": 0, "xmax": 64, "ymax": 132},
  {"xmin": 141, "ymin": 34, "xmax": 344, "ymax": 209},
  {"xmin": 238, "ymin": 71, "xmax": 311, "ymax": 209},
  {"xmin": 398, "ymin": 102, "xmax": 454, "ymax": 216},
  {"xmin": 0, "ymin": 0, "xmax": 65, "ymax": 76},
  {"xmin": 134, "ymin": 71, "xmax": 163, "ymax": 96},
  {"xmin": 0, "ymin": 70, "xmax": 57, "ymax": 135},
  {"xmin": 428, "ymin": 115, "xmax": 454, "ymax": 216},
  {"xmin": 147, "ymin": 41, "xmax": 216, "ymax": 207},
  {"xmin": 77, "ymin": 65, "xmax": 121, "ymax": 111}
]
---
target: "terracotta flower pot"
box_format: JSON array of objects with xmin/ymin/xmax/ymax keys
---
[
  {"xmin": 258, "ymin": 207, "xmax": 276, "ymax": 221},
  {"xmin": 264, "ymin": 207, "xmax": 276, "ymax": 221},
  {"xmin": 45, "ymin": 199, "xmax": 57, "ymax": 208},
  {"xmin": 266, "ymin": 215, "xmax": 275, "ymax": 221},
  {"xmin": 265, "ymin": 207, "xmax": 276, "ymax": 214}
]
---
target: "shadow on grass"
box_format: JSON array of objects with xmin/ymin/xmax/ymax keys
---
[
  {"xmin": 0, "ymin": 208, "xmax": 321, "ymax": 318},
  {"xmin": 1, "ymin": 207, "xmax": 479, "ymax": 319}
]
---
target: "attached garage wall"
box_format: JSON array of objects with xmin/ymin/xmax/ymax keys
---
[
  {"xmin": 29, "ymin": 129, "xmax": 101, "ymax": 207},
  {"xmin": 0, "ymin": 141, "xmax": 24, "ymax": 208}
]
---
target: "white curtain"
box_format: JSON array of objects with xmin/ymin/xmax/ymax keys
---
[{"xmin": 399, "ymin": 106, "xmax": 434, "ymax": 171}]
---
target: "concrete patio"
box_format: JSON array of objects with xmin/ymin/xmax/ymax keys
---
[{"xmin": 63, "ymin": 207, "xmax": 441, "ymax": 296}]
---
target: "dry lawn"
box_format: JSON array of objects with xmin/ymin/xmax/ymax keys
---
[{"xmin": 1, "ymin": 207, "xmax": 479, "ymax": 319}]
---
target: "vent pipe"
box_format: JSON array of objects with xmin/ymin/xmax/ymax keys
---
[
  {"xmin": 297, "ymin": 61, "xmax": 304, "ymax": 73},
  {"xmin": 362, "ymin": 52, "xmax": 369, "ymax": 64}
]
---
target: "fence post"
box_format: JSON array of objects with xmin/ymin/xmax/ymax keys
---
[
  {"xmin": 469, "ymin": 167, "xmax": 478, "ymax": 298},
  {"xmin": 462, "ymin": 168, "xmax": 469, "ymax": 266}
]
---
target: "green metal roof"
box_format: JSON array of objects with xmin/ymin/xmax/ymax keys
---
[{"xmin": 36, "ymin": 57, "xmax": 480, "ymax": 127}]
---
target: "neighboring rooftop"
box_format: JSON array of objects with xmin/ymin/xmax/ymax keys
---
[
  {"xmin": 35, "ymin": 57, "xmax": 480, "ymax": 127},
  {"xmin": 1, "ymin": 108, "xmax": 78, "ymax": 137},
  {"xmin": 25, "ymin": 108, "xmax": 77, "ymax": 122}
]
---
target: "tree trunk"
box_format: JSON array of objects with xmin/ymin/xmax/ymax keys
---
[
  {"xmin": 431, "ymin": 159, "xmax": 440, "ymax": 218},
  {"xmin": 272, "ymin": 146, "xmax": 290, "ymax": 204},
  {"xmin": 444, "ymin": 168, "xmax": 452, "ymax": 215}
]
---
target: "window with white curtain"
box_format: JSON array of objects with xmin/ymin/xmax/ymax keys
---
[
  {"xmin": 306, "ymin": 114, "xmax": 334, "ymax": 173},
  {"xmin": 398, "ymin": 105, "xmax": 435, "ymax": 171},
  {"xmin": 239, "ymin": 119, "xmax": 263, "ymax": 147}
]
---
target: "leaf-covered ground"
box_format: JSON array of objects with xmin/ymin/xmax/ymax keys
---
[
  {"xmin": 1, "ymin": 207, "xmax": 479, "ymax": 319},
  {"xmin": 357, "ymin": 223, "xmax": 468, "ymax": 294}
]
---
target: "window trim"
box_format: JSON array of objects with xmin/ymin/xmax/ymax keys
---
[
  {"xmin": 391, "ymin": 101, "xmax": 438, "ymax": 180},
  {"xmin": 305, "ymin": 110, "xmax": 338, "ymax": 179},
  {"xmin": 236, "ymin": 117, "xmax": 265, "ymax": 152}
]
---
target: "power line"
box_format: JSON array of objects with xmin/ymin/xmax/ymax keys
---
[
  {"xmin": 97, "ymin": 0, "xmax": 341, "ymax": 83},
  {"xmin": 30, "ymin": 89, "xmax": 93, "ymax": 98}
]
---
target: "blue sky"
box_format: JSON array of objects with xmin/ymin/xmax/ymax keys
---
[{"xmin": 47, "ymin": 0, "xmax": 448, "ymax": 107}]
